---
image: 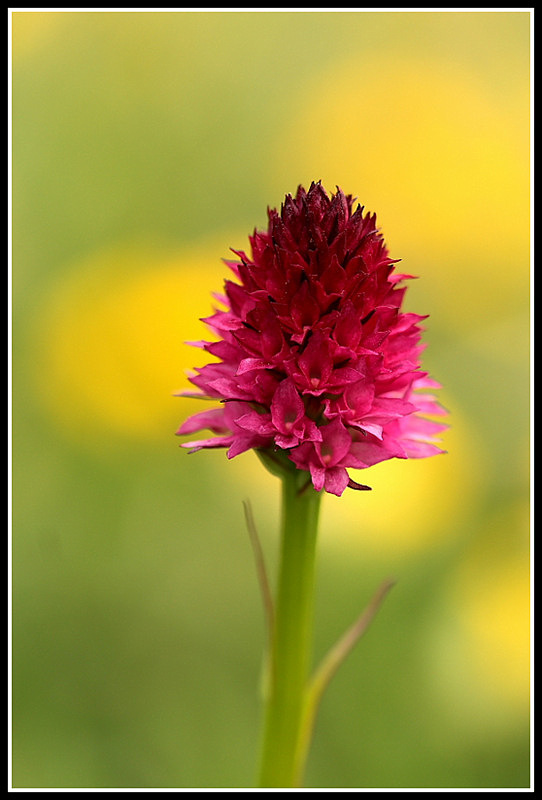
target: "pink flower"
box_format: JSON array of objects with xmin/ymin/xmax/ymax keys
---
[{"xmin": 176, "ymin": 182, "xmax": 447, "ymax": 496}]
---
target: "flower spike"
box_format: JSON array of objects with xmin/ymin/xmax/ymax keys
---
[{"xmin": 177, "ymin": 183, "xmax": 447, "ymax": 495}]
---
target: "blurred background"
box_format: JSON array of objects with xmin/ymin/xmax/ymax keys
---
[{"xmin": 11, "ymin": 10, "xmax": 531, "ymax": 789}]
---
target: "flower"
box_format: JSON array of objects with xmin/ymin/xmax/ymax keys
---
[{"xmin": 176, "ymin": 182, "xmax": 447, "ymax": 496}]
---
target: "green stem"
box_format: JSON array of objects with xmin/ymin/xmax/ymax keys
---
[{"xmin": 257, "ymin": 471, "xmax": 322, "ymax": 788}]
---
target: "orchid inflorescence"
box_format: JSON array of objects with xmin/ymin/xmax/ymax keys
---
[{"xmin": 177, "ymin": 181, "xmax": 446, "ymax": 494}]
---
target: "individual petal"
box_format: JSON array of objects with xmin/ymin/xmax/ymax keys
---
[
  {"xmin": 348, "ymin": 434, "xmax": 406, "ymax": 468},
  {"xmin": 333, "ymin": 299, "xmax": 362, "ymax": 349},
  {"xmin": 235, "ymin": 411, "xmax": 276, "ymax": 436},
  {"xmin": 175, "ymin": 407, "xmax": 228, "ymax": 436},
  {"xmin": 270, "ymin": 378, "xmax": 305, "ymax": 434},
  {"xmin": 323, "ymin": 467, "xmax": 351, "ymax": 497},
  {"xmin": 294, "ymin": 332, "xmax": 333, "ymax": 393},
  {"xmin": 200, "ymin": 309, "xmax": 243, "ymax": 333},
  {"xmin": 316, "ymin": 418, "xmax": 352, "ymax": 467},
  {"xmin": 180, "ymin": 435, "xmax": 233, "ymax": 453},
  {"xmin": 363, "ymin": 396, "xmax": 418, "ymax": 424},
  {"xmin": 275, "ymin": 432, "xmax": 301, "ymax": 449},
  {"xmin": 309, "ymin": 464, "xmax": 326, "ymax": 492},
  {"xmin": 206, "ymin": 377, "xmax": 255, "ymax": 401},
  {"xmin": 355, "ymin": 422, "xmax": 384, "ymax": 439},
  {"xmin": 411, "ymin": 393, "xmax": 449, "ymax": 416},
  {"xmin": 404, "ymin": 416, "xmax": 449, "ymax": 441},
  {"xmin": 289, "ymin": 279, "xmax": 320, "ymax": 338},
  {"xmin": 317, "ymin": 254, "xmax": 346, "ymax": 300},
  {"xmin": 301, "ymin": 418, "xmax": 323, "ymax": 442},
  {"xmin": 343, "ymin": 379, "xmax": 375, "ymax": 418},
  {"xmin": 236, "ymin": 357, "xmax": 274, "ymax": 375},
  {"xmin": 388, "ymin": 272, "xmax": 417, "ymax": 284},
  {"xmin": 227, "ymin": 432, "xmax": 273, "ymax": 459},
  {"xmin": 400, "ymin": 440, "xmax": 447, "ymax": 458}
]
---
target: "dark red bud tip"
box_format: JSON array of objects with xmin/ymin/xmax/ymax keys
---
[{"xmin": 347, "ymin": 478, "xmax": 372, "ymax": 491}]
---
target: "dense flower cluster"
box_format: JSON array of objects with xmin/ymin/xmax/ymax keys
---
[{"xmin": 177, "ymin": 183, "xmax": 446, "ymax": 495}]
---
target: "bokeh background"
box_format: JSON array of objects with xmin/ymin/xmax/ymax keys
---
[{"xmin": 11, "ymin": 10, "xmax": 531, "ymax": 790}]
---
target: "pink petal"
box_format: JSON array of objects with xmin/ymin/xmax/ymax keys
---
[
  {"xmin": 412, "ymin": 394, "xmax": 448, "ymax": 416},
  {"xmin": 323, "ymin": 467, "xmax": 350, "ymax": 496},
  {"xmin": 334, "ymin": 299, "xmax": 362, "ymax": 349},
  {"xmin": 236, "ymin": 357, "xmax": 273, "ymax": 375},
  {"xmin": 181, "ymin": 435, "xmax": 233, "ymax": 452},
  {"xmin": 355, "ymin": 422, "xmax": 384, "ymax": 439},
  {"xmin": 176, "ymin": 408, "xmax": 228, "ymax": 435},
  {"xmin": 309, "ymin": 465, "xmax": 326, "ymax": 492},
  {"xmin": 348, "ymin": 437, "xmax": 405, "ymax": 467},
  {"xmin": 275, "ymin": 433, "xmax": 300, "ymax": 449},
  {"xmin": 235, "ymin": 412, "xmax": 275, "ymax": 436},
  {"xmin": 401, "ymin": 440, "xmax": 446, "ymax": 458},
  {"xmin": 317, "ymin": 418, "xmax": 352, "ymax": 466},
  {"xmin": 271, "ymin": 378, "xmax": 305, "ymax": 432}
]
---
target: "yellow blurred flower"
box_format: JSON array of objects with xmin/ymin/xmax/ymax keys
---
[
  {"xmin": 317, "ymin": 403, "xmax": 483, "ymax": 558},
  {"xmin": 431, "ymin": 501, "xmax": 530, "ymax": 726},
  {"xmin": 33, "ymin": 239, "xmax": 237, "ymax": 447},
  {"xmin": 268, "ymin": 53, "xmax": 530, "ymax": 328}
]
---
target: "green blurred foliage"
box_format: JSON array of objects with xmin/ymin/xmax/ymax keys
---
[{"xmin": 12, "ymin": 10, "xmax": 531, "ymax": 789}]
